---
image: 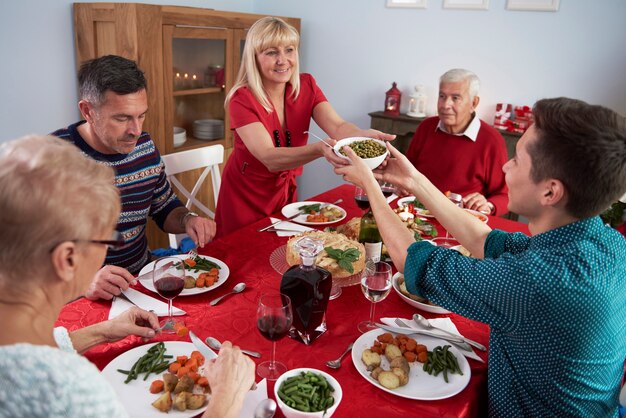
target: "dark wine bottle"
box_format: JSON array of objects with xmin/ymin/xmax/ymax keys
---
[
  {"xmin": 280, "ymin": 237, "xmax": 332, "ymax": 345},
  {"xmin": 358, "ymin": 210, "xmax": 382, "ymax": 262}
]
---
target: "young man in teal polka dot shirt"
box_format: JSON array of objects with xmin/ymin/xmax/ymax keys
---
[{"xmin": 336, "ymin": 97, "xmax": 626, "ymax": 417}]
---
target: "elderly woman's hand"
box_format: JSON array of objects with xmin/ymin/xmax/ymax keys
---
[
  {"xmin": 356, "ymin": 128, "xmax": 396, "ymax": 143},
  {"xmin": 102, "ymin": 307, "xmax": 160, "ymax": 343}
]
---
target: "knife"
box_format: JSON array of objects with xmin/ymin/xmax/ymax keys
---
[
  {"xmin": 135, "ymin": 260, "xmax": 176, "ymax": 282},
  {"xmin": 374, "ymin": 323, "xmax": 470, "ymax": 347},
  {"xmin": 189, "ymin": 330, "xmax": 218, "ymax": 360},
  {"xmin": 190, "ymin": 331, "xmax": 257, "ymax": 390}
]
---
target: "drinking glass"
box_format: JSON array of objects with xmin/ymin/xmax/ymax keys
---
[
  {"xmin": 354, "ymin": 186, "xmax": 370, "ymax": 213},
  {"xmin": 358, "ymin": 261, "xmax": 392, "ymax": 333},
  {"xmin": 256, "ymin": 293, "xmax": 293, "ymax": 380},
  {"xmin": 378, "ymin": 180, "xmax": 396, "ymax": 199},
  {"xmin": 152, "ymin": 256, "xmax": 185, "ymax": 334}
]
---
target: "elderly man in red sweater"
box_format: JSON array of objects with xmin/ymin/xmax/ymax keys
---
[{"xmin": 406, "ymin": 69, "xmax": 509, "ymax": 215}]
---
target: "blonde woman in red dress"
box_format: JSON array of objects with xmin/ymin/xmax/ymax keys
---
[{"xmin": 215, "ymin": 16, "xmax": 394, "ymax": 237}]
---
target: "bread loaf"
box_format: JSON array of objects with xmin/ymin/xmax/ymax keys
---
[{"xmin": 286, "ymin": 230, "xmax": 365, "ymax": 278}]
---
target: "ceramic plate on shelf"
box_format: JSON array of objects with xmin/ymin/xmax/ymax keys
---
[
  {"xmin": 396, "ymin": 196, "xmax": 434, "ymax": 218},
  {"xmin": 392, "ymin": 272, "xmax": 450, "ymax": 314},
  {"xmin": 101, "ymin": 342, "xmax": 212, "ymax": 418},
  {"xmin": 138, "ymin": 254, "xmax": 229, "ymax": 296},
  {"xmin": 281, "ymin": 201, "xmax": 347, "ymax": 225},
  {"xmin": 351, "ymin": 328, "xmax": 470, "ymax": 400}
]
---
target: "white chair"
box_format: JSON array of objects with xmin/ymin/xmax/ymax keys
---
[{"xmin": 161, "ymin": 144, "xmax": 224, "ymax": 249}]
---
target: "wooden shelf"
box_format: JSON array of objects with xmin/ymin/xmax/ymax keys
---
[{"xmin": 173, "ymin": 86, "xmax": 224, "ymax": 96}]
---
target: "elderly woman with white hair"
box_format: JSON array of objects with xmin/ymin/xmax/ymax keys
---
[
  {"xmin": 0, "ymin": 135, "xmax": 254, "ymax": 418},
  {"xmin": 214, "ymin": 16, "xmax": 394, "ymax": 237}
]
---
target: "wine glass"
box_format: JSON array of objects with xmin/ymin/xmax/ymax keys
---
[
  {"xmin": 152, "ymin": 256, "xmax": 186, "ymax": 334},
  {"xmin": 354, "ymin": 186, "xmax": 370, "ymax": 213},
  {"xmin": 378, "ymin": 180, "xmax": 396, "ymax": 200},
  {"xmin": 358, "ymin": 261, "xmax": 392, "ymax": 333},
  {"xmin": 256, "ymin": 292, "xmax": 293, "ymax": 380}
]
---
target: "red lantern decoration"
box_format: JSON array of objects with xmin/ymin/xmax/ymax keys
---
[{"xmin": 384, "ymin": 82, "xmax": 402, "ymax": 116}]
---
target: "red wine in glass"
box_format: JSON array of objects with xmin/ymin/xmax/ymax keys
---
[
  {"xmin": 381, "ymin": 187, "xmax": 395, "ymax": 198},
  {"xmin": 257, "ymin": 315, "xmax": 291, "ymax": 341},
  {"xmin": 155, "ymin": 275, "xmax": 184, "ymax": 299},
  {"xmin": 355, "ymin": 195, "xmax": 370, "ymax": 210}
]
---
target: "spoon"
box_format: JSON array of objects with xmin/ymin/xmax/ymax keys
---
[
  {"xmin": 325, "ymin": 342, "xmax": 354, "ymax": 369},
  {"xmin": 205, "ymin": 336, "xmax": 262, "ymax": 358},
  {"xmin": 209, "ymin": 282, "xmax": 246, "ymax": 306},
  {"xmin": 412, "ymin": 313, "xmax": 487, "ymax": 352},
  {"xmin": 304, "ymin": 130, "xmax": 333, "ymax": 148},
  {"xmin": 253, "ymin": 398, "xmax": 277, "ymax": 418}
]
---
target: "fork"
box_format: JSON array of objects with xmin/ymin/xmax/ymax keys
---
[{"xmin": 394, "ymin": 318, "xmax": 473, "ymax": 352}]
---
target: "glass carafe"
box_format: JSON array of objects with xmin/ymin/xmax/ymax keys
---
[{"xmin": 279, "ymin": 237, "xmax": 332, "ymax": 345}]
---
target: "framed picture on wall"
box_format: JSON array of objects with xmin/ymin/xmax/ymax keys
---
[
  {"xmin": 506, "ymin": 0, "xmax": 560, "ymax": 12},
  {"xmin": 443, "ymin": 0, "xmax": 489, "ymax": 10},
  {"xmin": 386, "ymin": 0, "xmax": 428, "ymax": 9}
]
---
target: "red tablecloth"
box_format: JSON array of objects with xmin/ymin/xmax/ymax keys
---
[{"xmin": 56, "ymin": 184, "xmax": 529, "ymax": 418}]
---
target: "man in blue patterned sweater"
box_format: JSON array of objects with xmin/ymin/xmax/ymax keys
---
[
  {"xmin": 53, "ymin": 55, "xmax": 216, "ymax": 301},
  {"xmin": 336, "ymin": 97, "xmax": 626, "ymax": 417}
]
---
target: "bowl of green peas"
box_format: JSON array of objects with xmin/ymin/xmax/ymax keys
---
[
  {"xmin": 333, "ymin": 137, "xmax": 389, "ymax": 170},
  {"xmin": 274, "ymin": 368, "xmax": 343, "ymax": 418}
]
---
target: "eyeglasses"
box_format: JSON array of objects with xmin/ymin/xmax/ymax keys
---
[
  {"xmin": 49, "ymin": 231, "xmax": 124, "ymax": 253},
  {"xmin": 83, "ymin": 230, "xmax": 124, "ymax": 250}
]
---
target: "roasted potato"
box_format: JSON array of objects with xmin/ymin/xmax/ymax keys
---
[
  {"xmin": 163, "ymin": 373, "xmax": 178, "ymax": 392},
  {"xmin": 370, "ymin": 366, "xmax": 384, "ymax": 381},
  {"xmin": 384, "ymin": 343, "xmax": 402, "ymax": 361},
  {"xmin": 173, "ymin": 392, "xmax": 187, "ymax": 411},
  {"xmin": 361, "ymin": 349, "xmax": 381, "ymax": 371},
  {"xmin": 184, "ymin": 276, "xmax": 196, "ymax": 289},
  {"xmin": 390, "ymin": 356, "xmax": 410, "ymax": 374},
  {"xmin": 151, "ymin": 391, "xmax": 172, "ymax": 412},
  {"xmin": 174, "ymin": 374, "xmax": 194, "ymax": 394},
  {"xmin": 377, "ymin": 370, "xmax": 401, "ymax": 389},
  {"xmin": 185, "ymin": 393, "xmax": 206, "ymax": 410}
]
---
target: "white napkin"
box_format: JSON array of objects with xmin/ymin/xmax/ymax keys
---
[
  {"xmin": 269, "ymin": 217, "xmax": 314, "ymax": 237},
  {"xmin": 237, "ymin": 378, "xmax": 268, "ymax": 418},
  {"xmin": 381, "ymin": 317, "xmax": 484, "ymax": 362},
  {"xmin": 108, "ymin": 288, "xmax": 186, "ymax": 319}
]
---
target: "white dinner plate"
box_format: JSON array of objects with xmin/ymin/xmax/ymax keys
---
[
  {"xmin": 138, "ymin": 254, "xmax": 229, "ymax": 296},
  {"xmin": 351, "ymin": 328, "xmax": 470, "ymax": 400},
  {"xmin": 281, "ymin": 201, "xmax": 347, "ymax": 225},
  {"xmin": 392, "ymin": 272, "xmax": 451, "ymax": 314},
  {"xmin": 102, "ymin": 341, "xmax": 212, "ymax": 418},
  {"xmin": 396, "ymin": 196, "xmax": 434, "ymax": 218}
]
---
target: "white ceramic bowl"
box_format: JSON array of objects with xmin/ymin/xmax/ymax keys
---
[
  {"xmin": 274, "ymin": 368, "xmax": 342, "ymax": 418},
  {"xmin": 173, "ymin": 126, "xmax": 186, "ymax": 147},
  {"xmin": 333, "ymin": 137, "xmax": 389, "ymax": 170},
  {"xmin": 392, "ymin": 272, "xmax": 451, "ymax": 314}
]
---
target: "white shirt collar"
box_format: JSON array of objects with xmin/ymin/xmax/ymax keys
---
[{"xmin": 436, "ymin": 113, "xmax": 480, "ymax": 142}]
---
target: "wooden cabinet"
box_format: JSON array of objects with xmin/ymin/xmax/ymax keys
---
[{"xmin": 73, "ymin": 3, "xmax": 300, "ymax": 248}]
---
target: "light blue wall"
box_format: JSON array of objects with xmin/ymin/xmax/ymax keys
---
[{"xmin": 2, "ymin": 1, "xmax": 625, "ymax": 199}]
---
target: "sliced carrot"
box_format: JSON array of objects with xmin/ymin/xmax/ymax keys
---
[
  {"xmin": 186, "ymin": 358, "xmax": 198, "ymax": 372},
  {"xmin": 177, "ymin": 366, "xmax": 190, "ymax": 378},
  {"xmin": 403, "ymin": 351, "xmax": 417, "ymax": 362},
  {"xmin": 176, "ymin": 355, "xmax": 188, "ymax": 365},
  {"xmin": 196, "ymin": 276, "xmax": 205, "ymax": 287},
  {"xmin": 149, "ymin": 380, "xmax": 165, "ymax": 394},
  {"xmin": 197, "ymin": 377, "xmax": 209, "ymax": 387},
  {"xmin": 190, "ymin": 351, "xmax": 205, "ymax": 366},
  {"xmin": 168, "ymin": 362, "xmax": 181, "ymax": 373},
  {"xmin": 208, "ymin": 268, "xmax": 219, "ymax": 275},
  {"xmin": 417, "ymin": 351, "xmax": 428, "ymax": 363},
  {"xmin": 205, "ymin": 276, "xmax": 217, "ymax": 287},
  {"xmin": 188, "ymin": 371, "xmax": 200, "ymax": 382},
  {"xmin": 184, "ymin": 258, "xmax": 197, "ymax": 267}
]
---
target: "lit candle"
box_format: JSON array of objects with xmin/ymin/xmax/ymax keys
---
[{"xmin": 174, "ymin": 72, "xmax": 181, "ymax": 90}]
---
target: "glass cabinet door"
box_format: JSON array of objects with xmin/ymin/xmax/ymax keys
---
[{"xmin": 163, "ymin": 26, "xmax": 233, "ymax": 154}]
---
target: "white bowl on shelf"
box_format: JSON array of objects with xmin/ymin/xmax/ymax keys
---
[
  {"xmin": 333, "ymin": 137, "xmax": 389, "ymax": 170},
  {"xmin": 173, "ymin": 127, "xmax": 187, "ymax": 147},
  {"xmin": 274, "ymin": 368, "xmax": 342, "ymax": 418}
]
